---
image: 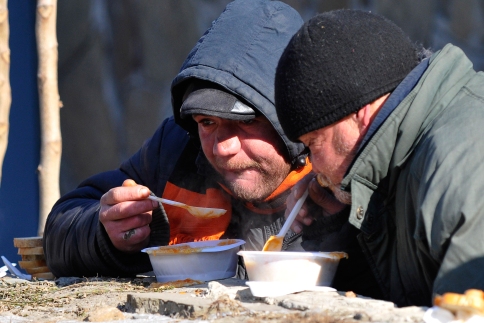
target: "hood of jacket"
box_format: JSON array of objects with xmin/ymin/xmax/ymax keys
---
[{"xmin": 170, "ymin": 0, "xmax": 305, "ymax": 165}]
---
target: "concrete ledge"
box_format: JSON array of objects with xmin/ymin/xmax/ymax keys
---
[{"xmin": 125, "ymin": 279, "xmax": 427, "ymax": 322}]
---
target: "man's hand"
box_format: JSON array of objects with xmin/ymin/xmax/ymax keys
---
[
  {"xmin": 99, "ymin": 179, "xmax": 158, "ymax": 253},
  {"xmin": 286, "ymin": 173, "xmax": 346, "ymax": 234}
]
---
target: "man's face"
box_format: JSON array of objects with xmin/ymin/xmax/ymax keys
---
[
  {"xmin": 193, "ymin": 114, "xmax": 291, "ymax": 202},
  {"xmin": 299, "ymin": 115, "xmax": 361, "ymax": 203}
]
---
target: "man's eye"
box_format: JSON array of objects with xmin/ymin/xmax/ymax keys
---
[
  {"xmin": 199, "ymin": 119, "xmax": 214, "ymax": 126},
  {"xmin": 240, "ymin": 119, "xmax": 255, "ymax": 125}
]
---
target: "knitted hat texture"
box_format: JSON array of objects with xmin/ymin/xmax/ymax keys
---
[{"xmin": 275, "ymin": 9, "xmax": 419, "ymax": 141}]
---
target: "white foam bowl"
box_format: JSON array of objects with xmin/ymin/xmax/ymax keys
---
[
  {"xmin": 142, "ymin": 239, "xmax": 245, "ymax": 282},
  {"xmin": 238, "ymin": 251, "xmax": 347, "ymax": 286}
]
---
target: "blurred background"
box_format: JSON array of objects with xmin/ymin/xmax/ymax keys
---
[{"xmin": 1, "ymin": 0, "xmax": 484, "ymax": 261}]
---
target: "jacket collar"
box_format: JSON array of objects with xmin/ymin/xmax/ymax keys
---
[{"xmin": 358, "ymin": 59, "xmax": 430, "ymax": 152}]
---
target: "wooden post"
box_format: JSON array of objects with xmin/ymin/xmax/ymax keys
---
[
  {"xmin": 0, "ymin": 0, "xmax": 10, "ymax": 185},
  {"xmin": 36, "ymin": 0, "xmax": 62, "ymax": 235}
]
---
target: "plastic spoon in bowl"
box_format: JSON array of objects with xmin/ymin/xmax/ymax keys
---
[
  {"xmin": 262, "ymin": 188, "xmax": 309, "ymax": 251},
  {"xmin": 148, "ymin": 195, "xmax": 227, "ymax": 218}
]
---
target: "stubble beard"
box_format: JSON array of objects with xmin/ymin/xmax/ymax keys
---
[
  {"xmin": 315, "ymin": 129, "xmax": 359, "ymax": 205},
  {"xmin": 214, "ymin": 159, "xmax": 290, "ymax": 202}
]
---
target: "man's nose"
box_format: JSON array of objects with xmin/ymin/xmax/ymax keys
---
[{"xmin": 213, "ymin": 134, "xmax": 241, "ymax": 156}]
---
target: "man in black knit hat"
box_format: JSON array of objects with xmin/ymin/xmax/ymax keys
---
[{"xmin": 275, "ymin": 9, "xmax": 484, "ymax": 307}]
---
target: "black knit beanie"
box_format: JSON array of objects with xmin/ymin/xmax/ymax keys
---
[{"xmin": 275, "ymin": 9, "xmax": 420, "ymax": 141}]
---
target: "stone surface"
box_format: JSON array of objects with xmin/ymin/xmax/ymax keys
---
[
  {"xmin": 125, "ymin": 278, "xmax": 427, "ymax": 322},
  {"xmin": 0, "ymin": 275, "xmax": 431, "ymax": 322}
]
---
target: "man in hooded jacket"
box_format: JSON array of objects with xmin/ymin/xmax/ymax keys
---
[
  {"xmin": 43, "ymin": 0, "xmax": 315, "ymax": 279},
  {"xmin": 275, "ymin": 9, "xmax": 484, "ymax": 307}
]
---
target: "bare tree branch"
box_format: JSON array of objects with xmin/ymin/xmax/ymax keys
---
[
  {"xmin": 0, "ymin": 0, "xmax": 10, "ymax": 185},
  {"xmin": 37, "ymin": 0, "xmax": 62, "ymax": 235}
]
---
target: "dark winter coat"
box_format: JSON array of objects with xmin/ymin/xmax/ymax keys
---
[{"xmin": 344, "ymin": 44, "xmax": 484, "ymax": 306}]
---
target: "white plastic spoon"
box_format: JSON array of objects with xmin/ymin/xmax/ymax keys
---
[{"xmin": 148, "ymin": 195, "xmax": 227, "ymax": 218}]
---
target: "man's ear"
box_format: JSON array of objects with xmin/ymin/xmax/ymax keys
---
[
  {"xmin": 353, "ymin": 94, "xmax": 390, "ymax": 134},
  {"xmin": 355, "ymin": 104, "xmax": 372, "ymax": 131}
]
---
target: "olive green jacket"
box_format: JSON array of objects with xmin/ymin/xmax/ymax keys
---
[{"xmin": 343, "ymin": 44, "xmax": 484, "ymax": 306}]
